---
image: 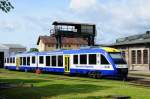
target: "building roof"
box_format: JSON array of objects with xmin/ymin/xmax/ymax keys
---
[
  {"xmin": 0, "ymin": 43, "xmax": 9, "ymax": 50},
  {"xmin": 3, "ymin": 44, "xmax": 26, "ymax": 49},
  {"xmin": 109, "ymin": 31, "xmax": 150, "ymax": 46},
  {"xmin": 52, "ymin": 21, "xmax": 95, "ymax": 26},
  {"xmin": 37, "ymin": 35, "xmax": 88, "ymax": 45}
]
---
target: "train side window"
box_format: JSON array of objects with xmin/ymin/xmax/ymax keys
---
[
  {"xmin": 80, "ymin": 54, "xmax": 87, "ymax": 64},
  {"xmin": 46, "ymin": 56, "xmax": 50, "ymax": 66},
  {"xmin": 39, "ymin": 56, "xmax": 44, "ymax": 64},
  {"xmin": 13, "ymin": 57, "xmax": 15, "ymax": 63},
  {"xmin": 23, "ymin": 57, "xmax": 26, "ymax": 65},
  {"xmin": 10, "ymin": 57, "xmax": 12, "ymax": 63},
  {"xmin": 58, "ymin": 55, "xmax": 63, "ymax": 67},
  {"xmin": 32, "ymin": 56, "xmax": 36, "ymax": 64},
  {"xmin": 20, "ymin": 57, "xmax": 22, "ymax": 65},
  {"xmin": 89, "ymin": 54, "xmax": 97, "ymax": 65},
  {"xmin": 73, "ymin": 55, "xmax": 78, "ymax": 64},
  {"xmin": 101, "ymin": 55, "xmax": 109, "ymax": 65},
  {"xmin": 52, "ymin": 56, "xmax": 56, "ymax": 66},
  {"xmin": 7, "ymin": 58, "xmax": 9, "ymax": 63},
  {"xmin": 27, "ymin": 57, "xmax": 30, "ymax": 66},
  {"xmin": 4, "ymin": 58, "xmax": 6, "ymax": 63}
]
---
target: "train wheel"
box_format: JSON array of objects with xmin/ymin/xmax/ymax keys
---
[
  {"xmin": 88, "ymin": 72, "xmax": 93, "ymax": 78},
  {"xmin": 95, "ymin": 74, "xmax": 102, "ymax": 79},
  {"xmin": 92, "ymin": 71, "xmax": 101, "ymax": 79}
]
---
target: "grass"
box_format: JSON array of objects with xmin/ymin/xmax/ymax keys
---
[{"xmin": 0, "ymin": 69, "xmax": 150, "ymax": 99}]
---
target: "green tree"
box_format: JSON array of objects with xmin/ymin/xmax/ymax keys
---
[
  {"xmin": 0, "ymin": 0, "xmax": 14, "ymax": 13},
  {"xmin": 29, "ymin": 48, "xmax": 39, "ymax": 52}
]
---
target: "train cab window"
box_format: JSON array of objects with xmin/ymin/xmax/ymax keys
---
[
  {"xmin": 20, "ymin": 57, "xmax": 22, "ymax": 65},
  {"xmin": 52, "ymin": 56, "xmax": 56, "ymax": 66},
  {"xmin": 27, "ymin": 57, "xmax": 30, "ymax": 66},
  {"xmin": 101, "ymin": 55, "xmax": 109, "ymax": 65},
  {"xmin": 80, "ymin": 54, "xmax": 87, "ymax": 64},
  {"xmin": 46, "ymin": 56, "xmax": 50, "ymax": 66},
  {"xmin": 39, "ymin": 56, "xmax": 44, "ymax": 64},
  {"xmin": 89, "ymin": 54, "xmax": 97, "ymax": 65},
  {"xmin": 32, "ymin": 56, "xmax": 36, "ymax": 64},
  {"xmin": 10, "ymin": 57, "xmax": 12, "ymax": 63},
  {"xmin": 73, "ymin": 55, "xmax": 78, "ymax": 64},
  {"xmin": 23, "ymin": 57, "xmax": 26, "ymax": 65},
  {"xmin": 13, "ymin": 57, "xmax": 15, "ymax": 63},
  {"xmin": 58, "ymin": 55, "xmax": 63, "ymax": 67}
]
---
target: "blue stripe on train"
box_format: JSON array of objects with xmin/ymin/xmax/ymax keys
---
[
  {"xmin": 5, "ymin": 66, "xmax": 117, "ymax": 76},
  {"xmin": 38, "ymin": 67, "xmax": 64, "ymax": 73},
  {"xmin": 5, "ymin": 66, "xmax": 64, "ymax": 73},
  {"xmin": 70, "ymin": 69, "xmax": 116, "ymax": 76}
]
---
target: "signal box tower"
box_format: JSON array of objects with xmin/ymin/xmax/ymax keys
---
[{"xmin": 51, "ymin": 21, "xmax": 96, "ymax": 49}]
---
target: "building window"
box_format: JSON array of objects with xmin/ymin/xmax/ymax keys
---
[
  {"xmin": 52, "ymin": 56, "xmax": 56, "ymax": 66},
  {"xmin": 101, "ymin": 55, "xmax": 109, "ymax": 64},
  {"xmin": 27, "ymin": 57, "xmax": 30, "ymax": 66},
  {"xmin": 143, "ymin": 50, "xmax": 148, "ymax": 64},
  {"xmin": 122, "ymin": 51, "xmax": 126, "ymax": 59},
  {"xmin": 64, "ymin": 45, "xmax": 67, "ymax": 47},
  {"xmin": 48, "ymin": 44, "xmax": 53, "ymax": 47},
  {"xmin": 131, "ymin": 50, "xmax": 136, "ymax": 64},
  {"xmin": 23, "ymin": 57, "xmax": 26, "ymax": 65},
  {"xmin": 80, "ymin": 54, "xmax": 87, "ymax": 64},
  {"xmin": 73, "ymin": 55, "xmax": 78, "ymax": 64},
  {"xmin": 89, "ymin": 54, "xmax": 97, "ymax": 65},
  {"xmin": 46, "ymin": 56, "xmax": 50, "ymax": 66},
  {"xmin": 32, "ymin": 56, "xmax": 35, "ymax": 64},
  {"xmin": 58, "ymin": 55, "xmax": 63, "ymax": 67},
  {"xmin": 39, "ymin": 56, "xmax": 44, "ymax": 64},
  {"xmin": 137, "ymin": 50, "xmax": 142, "ymax": 64}
]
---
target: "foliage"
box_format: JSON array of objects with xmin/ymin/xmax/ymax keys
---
[
  {"xmin": 29, "ymin": 48, "xmax": 39, "ymax": 52},
  {"xmin": 0, "ymin": 0, "xmax": 14, "ymax": 13}
]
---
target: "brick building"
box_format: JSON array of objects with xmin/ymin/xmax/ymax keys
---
[{"xmin": 37, "ymin": 34, "xmax": 88, "ymax": 51}]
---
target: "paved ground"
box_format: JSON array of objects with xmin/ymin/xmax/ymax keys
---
[{"xmin": 129, "ymin": 70, "xmax": 150, "ymax": 80}]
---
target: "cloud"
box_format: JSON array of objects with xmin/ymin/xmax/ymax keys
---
[
  {"xmin": 69, "ymin": 0, "xmax": 98, "ymax": 12},
  {"xmin": 69, "ymin": 0, "xmax": 150, "ymax": 44},
  {"xmin": 0, "ymin": 20, "xmax": 22, "ymax": 32}
]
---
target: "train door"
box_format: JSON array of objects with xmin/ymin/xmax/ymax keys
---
[
  {"xmin": 0, "ymin": 52, "xmax": 4, "ymax": 68},
  {"xmin": 16, "ymin": 57, "xmax": 20, "ymax": 70},
  {"xmin": 64, "ymin": 55, "xmax": 70, "ymax": 73}
]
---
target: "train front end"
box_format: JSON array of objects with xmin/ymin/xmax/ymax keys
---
[
  {"xmin": 109, "ymin": 52, "xmax": 128, "ymax": 79},
  {"xmin": 102, "ymin": 47, "xmax": 128, "ymax": 79}
]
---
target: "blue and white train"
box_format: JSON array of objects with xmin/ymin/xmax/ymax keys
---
[{"xmin": 4, "ymin": 47, "xmax": 128, "ymax": 79}]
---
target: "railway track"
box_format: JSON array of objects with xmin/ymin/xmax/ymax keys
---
[{"xmin": 127, "ymin": 75, "xmax": 150, "ymax": 87}]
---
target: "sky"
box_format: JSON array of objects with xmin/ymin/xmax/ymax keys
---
[{"xmin": 0, "ymin": 0, "xmax": 150, "ymax": 49}]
